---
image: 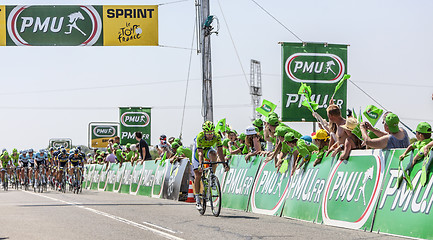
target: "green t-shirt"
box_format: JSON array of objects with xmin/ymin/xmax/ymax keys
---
[
  {"xmin": 196, "ymin": 131, "xmax": 223, "ymax": 149},
  {"xmin": 281, "ymin": 142, "xmax": 294, "ymax": 155},
  {"xmin": 176, "ymin": 147, "xmax": 192, "ymax": 160},
  {"xmin": 413, "ymin": 138, "xmax": 433, "ymax": 152},
  {"xmin": 126, "ymin": 150, "xmax": 138, "ymax": 161},
  {"xmin": 296, "ymin": 139, "xmax": 319, "ymax": 160},
  {"xmin": 116, "ymin": 149, "xmax": 125, "ymax": 162}
]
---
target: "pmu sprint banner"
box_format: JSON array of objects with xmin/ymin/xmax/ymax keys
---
[
  {"xmin": 119, "ymin": 107, "xmax": 151, "ymax": 145},
  {"xmin": 281, "ymin": 42, "xmax": 348, "ymax": 122},
  {"xmin": 0, "ymin": 5, "xmax": 158, "ymax": 46}
]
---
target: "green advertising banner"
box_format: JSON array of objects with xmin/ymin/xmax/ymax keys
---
[
  {"xmin": 137, "ymin": 161, "xmax": 159, "ymax": 197},
  {"xmin": 49, "ymin": 138, "xmax": 72, "ymax": 149},
  {"xmin": 89, "ymin": 122, "xmax": 119, "ymax": 148},
  {"xmin": 82, "ymin": 165, "xmax": 92, "ymax": 189},
  {"xmin": 130, "ymin": 162, "xmax": 145, "ymax": 195},
  {"xmin": 152, "ymin": 161, "xmax": 169, "ymax": 198},
  {"xmin": 281, "ymin": 42, "xmax": 348, "ymax": 122},
  {"xmin": 248, "ymin": 157, "xmax": 292, "ymax": 216},
  {"xmin": 105, "ymin": 163, "xmax": 119, "ymax": 192},
  {"xmin": 373, "ymin": 149, "xmax": 433, "ymax": 239},
  {"xmin": 282, "ymin": 154, "xmax": 334, "ymax": 221},
  {"xmin": 114, "ymin": 163, "xmax": 127, "ymax": 192},
  {"xmin": 222, "ymin": 155, "xmax": 261, "ymax": 211},
  {"xmin": 119, "ymin": 107, "xmax": 151, "ymax": 145},
  {"xmin": 98, "ymin": 164, "xmax": 110, "ymax": 191},
  {"xmin": 119, "ymin": 162, "xmax": 134, "ymax": 194},
  {"xmin": 91, "ymin": 164, "xmax": 103, "ymax": 190},
  {"xmin": 319, "ymin": 150, "xmax": 388, "ymax": 230},
  {"xmin": 1, "ymin": 5, "xmax": 158, "ymax": 46}
]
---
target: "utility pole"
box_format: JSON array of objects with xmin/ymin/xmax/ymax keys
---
[
  {"xmin": 196, "ymin": 0, "xmax": 218, "ymax": 122},
  {"xmin": 250, "ymin": 59, "xmax": 262, "ymax": 120}
]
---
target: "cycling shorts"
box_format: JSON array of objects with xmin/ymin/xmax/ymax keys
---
[
  {"xmin": 192, "ymin": 147, "xmax": 216, "ymax": 170},
  {"xmin": 59, "ymin": 161, "xmax": 67, "ymax": 168}
]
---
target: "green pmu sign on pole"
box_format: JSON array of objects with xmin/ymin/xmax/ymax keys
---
[
  {"xmin": 49, "ymin": 138, "xmax": 72, "ymax": 149},
  {"xmin": 119, "ymin": 107, "xmax": 151, "ymax": 145},
  {"xmin": 281, "ymin": 42, "xmax": 348, "ymax": 122}
]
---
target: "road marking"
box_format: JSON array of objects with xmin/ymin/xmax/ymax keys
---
[
  {"xmin": 142, "ymin": 221, "xmax": 182, "ymax": 234},
  {"xmin": 22, "ymin": 191, "xmax": 185, "ymax": 240}
]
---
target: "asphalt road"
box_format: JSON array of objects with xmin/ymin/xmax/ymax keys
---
[{"xmin": 0, "ymin": 188, "xmax": 405, "ymax": 240}]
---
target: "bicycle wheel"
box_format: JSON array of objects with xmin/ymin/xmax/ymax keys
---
[
  {"xmin": 199, "ymin": 178, "xmax": 207, "ymax": 215},
  {"xmin": 4, "ymin": 174, "xmax": 8, "ymax": 191},
  {"xmin": 208, "ymin": 176, "xmax": 222, "ymax": 217}
]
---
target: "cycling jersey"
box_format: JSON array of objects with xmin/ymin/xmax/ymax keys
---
[
  {"xmin": 58, "ymin": 153, "xmax": 69, "ymax": 162},
  {"xmin": 35, "ymin": 152, "xmax": 48, "ymax": 164},
  {"xmin": 195, "ymin": 131, "xmax": 223, "ymax": 149},
  {"xmin": 19, "ymin": 154, "xmax": 29, "ymax": 163},
  {"xmin": 10, "ymin": 153, "xmax": 19, "ymax": 167},
  {"xmin": 69, "ymin": 153, "xmax": 84, "ymax": 166},
  {"xmin": 0, "ymin": 154, "xmax": 10, "ymax": 168}
]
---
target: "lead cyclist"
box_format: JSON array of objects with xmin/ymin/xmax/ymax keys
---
[{"xmin": 193, "ymin": 121, "xmax": 230, "ymax": 210}]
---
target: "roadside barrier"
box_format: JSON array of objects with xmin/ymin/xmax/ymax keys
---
[{"xmin": 83, "ymin": 149, "xmax": 433, "ymax": 239}]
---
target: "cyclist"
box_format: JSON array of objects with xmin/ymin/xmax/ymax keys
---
[
  {"xmin": 19, "ymin": 150, "xmax": 30, "ymax": 185},
  {"xmin": 57, "ymin": 149, "xmax": 69, "ymax": 190},
  {"xmin": 34, "ymin": 149, "xmax": 48, "ymax": 188},
  {"xmin": 68, "ymin": 149, "xmax": 84, "ymax": 185},
  {"xmin": 193, "ymin": 121, "xmax": 230, "ymax": 210},
  {"xmin": 10, "ymin": 149, "xmax": 19, "ymax": 184},
  {"xmin": 28, "ymin": 149, "xmax": 36, "ymax": 185},
  {"xmin": 0, "ymin": 151, "xmax": 11, "ymax": 185}
]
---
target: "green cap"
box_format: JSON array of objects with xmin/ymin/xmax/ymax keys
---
[
  {"xmin": 252, "ymin": 119, "xmax": 263, "ymax": 128},
  {"xmin": 385, "ymin": 113, "xmax": 400, "ymax": 133},
  {"xmin": 126, "ymin": 143, "xmax": 131, "ymax": 149},
  {"xmin": 416, "ymin": 122, "xmax": 432, "ymax": 134},
  {"xmin": 171, "ymin": 142, "xmax": 180, "ymax": 149},
  {"xmin": 12, "ymin": 148, "xmax": 17, "ymax": 153},
  {"xmin": 113, "ymin": 143, "xmax": 119, "ymax": 148},
  {"xmin": 107, "ymin": 148, "xmax": 112, "ymax": 154},
  {"xmin": 96, "ymin": 150, "xmax": 101, "ymax": 154},
  {"xmin": 174, "ymin": 138, "xmax": 181, "ymax": 143},
  {"xmin": 265, "ymin": 116, "xmax": 279, "ymax": 126},
  {"xmin": 275, "ymin": 126, "xmax": 289, "ymax": 137},
  {"xmin": 268, "ymin": 112, "xmax": 279, "ymax": 119},
  {"xmin": 239, "ymin": 133, "xmax": 246, "ymax": 141},
  {"xmin": 284, "ymin": 132, "xmax": 296, "ymax": 142},
  {"xmin": 222, "ymin": 138, "xmax": 230, "ymax": 147}
]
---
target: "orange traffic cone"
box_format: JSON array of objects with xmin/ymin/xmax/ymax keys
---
[{"xmin": 186, "ymin": 180, "xmax": 195, "ymax": 203}]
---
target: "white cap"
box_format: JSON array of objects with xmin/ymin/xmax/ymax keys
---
[{"xmin": 245, "ymin": 126, "xmax": 257, "ymax": 136}]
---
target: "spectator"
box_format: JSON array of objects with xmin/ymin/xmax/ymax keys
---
[
  {"xmin": 398, "ymin": 122, "xmax": 432, "ymax": 183},
  {"xmin": 263, "ymin": 113, "xmax": 279, "ymax": 151},
  {"xmin": 237, "ymin": 133, "xmax": 247, "ymax": 154},
  {"xmin": 105, "ymin": 150, "xmax": 116, "ymax": 170},
  {"xmin": 129, "ymin": 144, "xmax": 140, "ymax": 165},
  {"xmin": 312, "ymin": 129, "xmax": 330, "ymax": 166},
  {"xmin": 227, "ymin": 129, "xmax": 241, "ymax": 155},
  {"xmin": 156, "ymin": 134, "xmax": 168, "ymax": 156},
  {"xmin": 244, "ymin": 126, "xmax": 263, "ymax": 162},
  {"xmin": 282, "ymin": 132, "xmax": 318, "ymax": 176},
  {"xmin": 360, "ymin": 113, "xmax": 409, "ymax": 149},
  {"xmin": 135, "ymin": 131, "xmax": 152, "ymax": 161},
  {"xmin": 336, "ymin": 117, "xmax": 362, "ymax": 161}
]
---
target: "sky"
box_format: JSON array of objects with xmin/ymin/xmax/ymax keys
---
[{"xmin": 1, "ymin": 0, "xmax": 432, "ymax": 151}]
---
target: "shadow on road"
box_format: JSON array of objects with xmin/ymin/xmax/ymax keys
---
[
  {"xmin": 19, "ymin": 203, "xmax": 187, "ymax": 208},
  {"xmin": 219, "ymin": 215, "xmax": 259, "ymax": 220}
]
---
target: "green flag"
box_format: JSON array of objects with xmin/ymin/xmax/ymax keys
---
[
  {"xmin": 159, "ymin": 152, "xmax": 167, "ymax": 166},
  {"xmin": 298, "ymin": 83, "xmax": 318, "ymax": 112},
  {"xmin": 256, "ymin": 99, "xmax": 277, "ymax": 117},
  {"xmin": 333, "ymin": 74, "xmax": 350, "ymax": 95},
  {"xmin": 215, "ymin": 118, "xmax": 226, "ymax": 133},
  {"xmin": 363, "ymin": 105, "xmax": 384, "ymax": 127}
]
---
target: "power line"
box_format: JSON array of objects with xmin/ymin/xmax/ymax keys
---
[
  {"xmin": 0, "ymin": 104, "xmax": 251, "ymax": 111},
  {"xmin": 0, "ymin": 74, "xmax": 246, "ymax": 96},
  {"xmin": 217, "ymin": 0, "xmax": 250, "ymax": 88},
  {"xmin": 349, "ymin": 79, "xmax": 416, "ymax": 135},
  {"xmin": 352, "ymin": 80, "xmax": 433, "ymax": 88},
  {"xmin": 250, "ymin": 0, "xmax": 303, "ymax": 42},
  {"xmin": 158, "ymin": 0, "xmax": 190, "ymax": 6},
  {"xmin": 158, "ymin": 44, "xmax": 197, "ymax": 51}
]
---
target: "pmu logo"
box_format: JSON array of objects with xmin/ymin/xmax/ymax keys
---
[
  {"xmin": 121, "ymin": 112, "xmax": 150, "ymax": 127},
  {"xmin": 93, "ymin": 126, "xmax": 116, "ymax": 138},
  {"xmin": 321, "ymin": 153, "xmax": 383, "ymax": 229},
  {"xmin": 285, "ymin": 53, "xmax": 345, "ymax": 83},
  {"xmin": 365, "ymin": 108, "xmax": 379, "ymax": 119},
  {"xmin": 7, "ymin": 5, "xmax": 102, "ymax": 46}
]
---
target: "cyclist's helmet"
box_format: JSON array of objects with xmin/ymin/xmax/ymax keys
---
[
  {"xmin": 1, "ymin": 148, "xmax": 6, "ymax": 153},
  {"xmin": 22, "ymin": 150, "xmax": 27, "ymax": 154},
  {"xmin": 87, "ymin": 153, "xmax": 92, "ymax": 157},
  {"xmin": 77, "ymin": 146, "xmax": 82, "ymax": 151},
  {"xmin": 29, "ymin": 149, "xmax": 34, "ymax": 153},
  {"xmin": 39, "ymin": 149, "xmax": 44, "ymax": 153},
  {"xmin": 202, "ymin": 121, "xmax": 215, "ymax": 132},
  {"xmin": 49, "ymin": 147, "xmax": 54, "ymax": 151},
  {"xmin": 61, "ymin": 149, "xmax": 67, "ymax": 154},
  {"xmin": 74, "ymin": 149, "xmax": 79, "ymax": 154}
]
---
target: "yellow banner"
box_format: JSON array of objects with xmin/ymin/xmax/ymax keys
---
[
  {"xmin": 0, "ymin": 6, "xmax": 5, "ymax": 46},
  {"xmin": 103, "ymin": 5, "xmax": 158, "ymax": 46},
  {"xmin": 91, "ymin": 137, "xmax": 112, "ymax": 148}
]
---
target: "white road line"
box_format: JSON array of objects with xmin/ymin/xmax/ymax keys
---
[
  {"xmin": 22, "ymin": 191, "xmax": 185, "ymax": 240},
  {"xmin": 142, "ymin": 221, "xmax": 182, "ymax": 234}
]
